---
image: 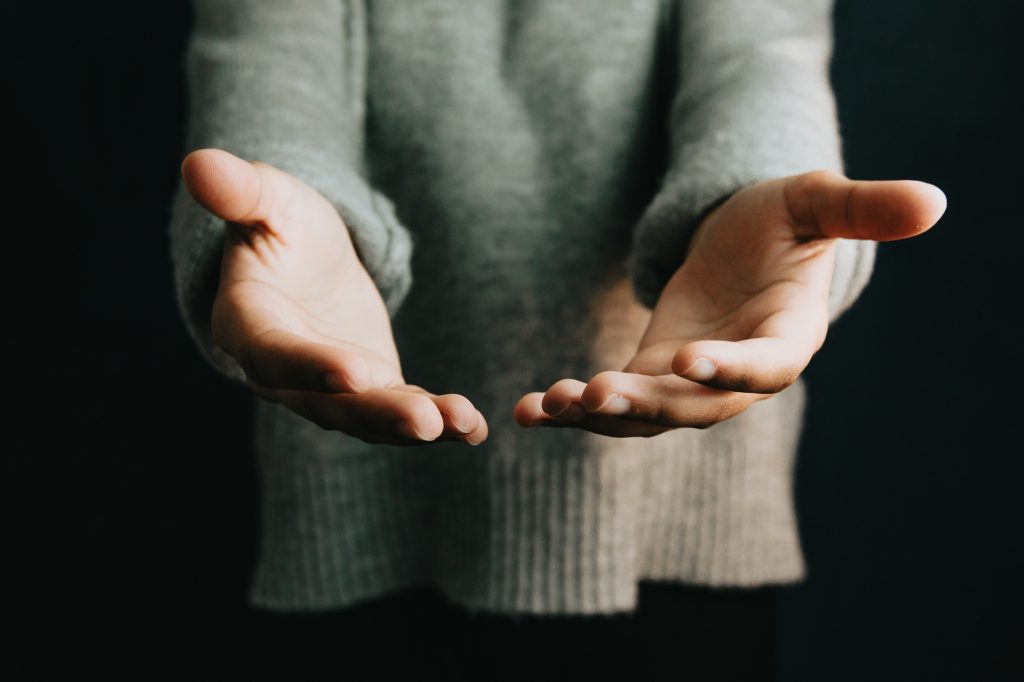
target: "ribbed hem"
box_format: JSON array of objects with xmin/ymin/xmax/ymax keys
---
[{"xmin": 248, "ymin": 380, "xmax": 807, "ymax": 616}]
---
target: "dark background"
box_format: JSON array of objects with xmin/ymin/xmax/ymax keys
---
[{"xmin": 4, "ymin": 1, "xmax": 1018, "ymax": 679}]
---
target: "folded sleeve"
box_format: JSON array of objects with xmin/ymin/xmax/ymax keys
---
[
  {"xmin": 629, "ymin": 0, "xmax": 874, "ymax": 323},
  {"xmin": 168, "ymin": 0, "xmax": 414, "ymax": 383}
]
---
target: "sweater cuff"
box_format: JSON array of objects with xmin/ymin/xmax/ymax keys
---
[{"xmin": 168, "ymin": 148, "xmax": 414, "ymax": 385}]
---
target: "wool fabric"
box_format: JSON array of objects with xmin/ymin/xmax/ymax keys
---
[{"xmin": 169, "ymin": 0, "xmax": 874, "ymax": 614}]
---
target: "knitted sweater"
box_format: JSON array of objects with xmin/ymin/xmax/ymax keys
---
[{"xmin": 169, "ymin": 0, "xmax": 874, "ymax": 615}]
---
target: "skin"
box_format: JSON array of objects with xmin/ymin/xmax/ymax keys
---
[
  {"xmin": 513, "ymin": 169, "xmax": 947, "ymax": 437},
  {"xmin": 181, "ymin": 148, "xmax": 946, "ymax": 445},
  {"xmin": 182, "ymin": 148, "xmax": 488, "ymax": 447}
]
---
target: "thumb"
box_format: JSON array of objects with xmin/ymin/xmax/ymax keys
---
[
  {"xmin": 180, "ymin": 148, "xmax": 291, "ymax": 228},
  {"xmin": 784, "ymin": 169, "xmax": 947, "ymax": 242}
]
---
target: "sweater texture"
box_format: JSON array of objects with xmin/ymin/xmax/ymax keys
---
[{"xmin": 169, "ymin": 0, "xmax": 875, "ymax": 615}]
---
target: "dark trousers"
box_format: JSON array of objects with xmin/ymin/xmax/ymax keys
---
[{"xmin": 248, "ymin": 581, "xmax": 778, "ymax": 681}]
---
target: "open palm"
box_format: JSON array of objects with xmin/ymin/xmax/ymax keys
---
[
  {"xmin": 514, "ymin": 170, "xmax": 946, "ymax": 437},
  {"xmin": 183, "ymin": 148, "xmax": 487, "ymax": 446}
]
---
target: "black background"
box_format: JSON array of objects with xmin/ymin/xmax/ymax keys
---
[{"xmin": 4, "ymin": 1, "xmax": 1019, "ymax": 679}]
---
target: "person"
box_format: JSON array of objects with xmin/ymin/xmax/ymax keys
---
[{"xmin": 169, "ymin": 0, "xmax": 946, "ymax": 678}]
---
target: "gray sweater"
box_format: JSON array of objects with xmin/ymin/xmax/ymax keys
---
[{"xmin": 169, "ymin": 0, "xmax": 874, "ymax": 614}]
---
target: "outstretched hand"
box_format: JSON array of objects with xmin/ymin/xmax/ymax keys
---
[
  {"xmin": 182, "ymin": 148, "xmax": 488, "ymax": 446},
  {"xmin": 514, "ymin": 170, "xmax": 946, "ymax": 437}
]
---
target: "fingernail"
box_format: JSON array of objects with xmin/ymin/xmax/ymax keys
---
[
  {"xmin": 451, "ymin": 415, "xmax": 476, "ymax": 434},
  {"xmin": 465, "ymin": 432, "xmax": 484, "ymax": 446},
  {"xmin": 684, "ymin": 357, "xmax": 717, "ymax": 381},
  {"xmin": 554, "ymin": 402, "xmax": 585, "ymax": 421},
  {"xmin": 594, "ymin": 393, "xmax": 631, "ymax": 415}
]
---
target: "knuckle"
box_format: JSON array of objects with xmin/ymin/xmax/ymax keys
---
[
  {"xmin": 798, "ymin": 168, "xmax": 840, "ymax": 194},
  {"xmin": 786, "ymin": 169, "xmax": 844, "ymax": 224}
]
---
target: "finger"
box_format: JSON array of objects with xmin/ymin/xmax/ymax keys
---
[
  {"xmin": 514, "ymin": 391, "xmax": 669, "ymax": 438},
  {"xmin": 540, "ymin": 378, "xmax": 588, "ymax": 420},
  {"xmin": 432, "ymin": 393, "xmax": 484, "ymax": 440},
  {"xmin": 516, "ymin": 370, "xmax": 765, "ymax": 432},
  {"xmin": 181, "ymin": 148, "xmax": 293, "ymax": 229},
  {"xmin": 276, "ymin": 387, "xmax": 445, "ymax": 445},
  {"xmin": 512, "ymin": 392, "xmax": 547, "ymax": 427},
  {"xmin": 671, "ymin": 310, "xmax": 826, "ymax": 393},
  {"xmin": 575, "ymin": 371, "xmax": 766, "ymax": 429},
  {"xmin": 459, "ymin": 409, "xmax": 489, "ymax": 446},
  {"xmin": 384, "ymin": 385, "xmax": 488, "ymax": 445},
  {"xmin": 671, "ymin": 337, "xmax": 811, "ymax": 394},
  {"xmin": 783, "ymin": 169, "xmax": 947, "ymax": 242}
]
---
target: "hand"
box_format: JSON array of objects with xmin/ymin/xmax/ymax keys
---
[
  {"xmin": 514, "ymin": 169, "xmax": 946, "ymax": 437},
  {"xmin": 181, "ymin": 148, "xmax": 488, "ymax": 446}
]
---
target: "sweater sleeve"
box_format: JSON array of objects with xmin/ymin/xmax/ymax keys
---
[
  {"xmin": 628, "ymin": 0, "xmax": 874, "ymax": 324},
  {"xmin": 169, "ymin": 0, "xmax": 414, "ymax": 384}
]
